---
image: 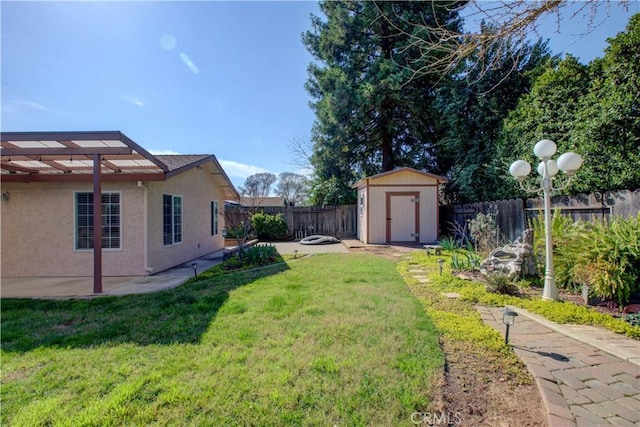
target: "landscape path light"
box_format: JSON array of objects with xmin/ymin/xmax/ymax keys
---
[
  {"xmin": 509, "ymin": 139, "xmax": 583, "ymax": 301},
  {"xmin": 191, "ymin": 262, "xmax": 198, "ymax": 278},
  {"xmin": 502, "ymin": 307, "xmax": 519, "ymax": 344},
  {"xmin": 437, "ymin": 258, "xmax": 444, "ymax": 276}
]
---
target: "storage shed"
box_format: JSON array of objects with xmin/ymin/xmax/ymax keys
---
[{"xmin": 351, "ymin": 167, "xmax": 448, "ymax": 244}]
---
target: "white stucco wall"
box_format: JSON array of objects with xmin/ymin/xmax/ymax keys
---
[
  {"xmin": 0, "ymin": 181, "xmax": 146, "ymax": 277},
  {"xmin": 1, "ymin": 160, "xmax": 228, "ymax": 278},
  {"xmin": 146, "ymin": 162, "xmax": 226, "ymax": 273},
  {"xmin": 358, "ymin": 187, "xmax": 368, "ymax": 243}
]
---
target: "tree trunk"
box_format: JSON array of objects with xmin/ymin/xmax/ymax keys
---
[{"xmin": 380, "ymin": 15, "xmax": 394, "ymax": 172}]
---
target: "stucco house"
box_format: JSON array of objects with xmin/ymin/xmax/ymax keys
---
[
  {"xmin": 352, "ymin": 167, "xmax": 448, "ymax": 245},
  {"xmin": 1, "ymin": 131, "xmax": 239, "ymax": 292}
]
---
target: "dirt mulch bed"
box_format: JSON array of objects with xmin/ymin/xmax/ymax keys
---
[{"xmin": 429, "ymin": 340, "xmax": 546, "ymax": 427}]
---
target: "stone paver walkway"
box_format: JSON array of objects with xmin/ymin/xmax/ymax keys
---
[
  {"xmin": 480, "ymin": 306, "xmax": 640, "ymax": 427},
  {"xmin": 407, "ymin": 266, "xmax": 640, "ymax": 426}
]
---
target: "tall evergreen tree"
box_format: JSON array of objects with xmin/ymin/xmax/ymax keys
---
[{"xmin": 303, "ymin": 1, "xmax": 463, "ymax": 203}]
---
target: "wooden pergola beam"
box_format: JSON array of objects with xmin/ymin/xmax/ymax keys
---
[
  {"xmin": 0, "ymin": 147, "xmax": 132, "ymax": 156},
  {"xmin": 0, "ymin": 163, "xmax": 40, "ymax": 174},
  {"xmin": 1, "ymin": 131, "xmax": 126, "ymax": 142},
  {"xmin": 0, "ymin": 172, "xmax": 166, "ymax": 182}
]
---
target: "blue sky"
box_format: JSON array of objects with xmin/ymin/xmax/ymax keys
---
[{"xmin": 2, "ymin": 1, "xmax": 638, "ymax": 191}]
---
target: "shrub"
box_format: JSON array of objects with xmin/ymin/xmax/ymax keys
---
[
  {"xmin": 242, "ymin": 244, "xmax": 278, "ymax": 265},
  {"xmin": 438, "ymin": 236, "xmax": 460, "ymax": 251},
  {"xmin": 468, "ymin": 211, "xmax": 501, "ymax": 253},
  {"xmin": 451, "ymin": 250, "xmax": 481, "ymax": 272},
  {"xmin": 185, "ymin": 244, "xmax": 283, "ymax": 284},
  {"xmin": 485, "ymin": 274, "xmax": 521, "ymax": 296},
  {"xmin": 225, "ymin": 222, "xmax": 250, "ymax": 239},
  {"xmin": 531, "ymin": 212, "xmax": 590, "ymax": 292},
  {"xmin": 531, "ymin": 212, "xmax": 640, "ymax": 305},
  {"xmin": 626, "ymin": 313, "xmax": 640, "ymax": 328},
  {"xmin": 251, "ymin": 213, "xmax": 288, "ymax": 240},
  {"xmin": 576, "ymin": 215, "xmax": 640, "ymax": 305}
]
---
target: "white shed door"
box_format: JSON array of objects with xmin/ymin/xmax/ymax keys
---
[{"xmin": 388, "ymin": 194, "xmax": 418, "ymax": 242}]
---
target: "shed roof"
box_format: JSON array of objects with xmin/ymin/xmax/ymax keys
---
[{"xmin": 351, "ymin": 167, "xmax": 448, "ymax": 189}]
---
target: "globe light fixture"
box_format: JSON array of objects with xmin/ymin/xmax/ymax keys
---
[
  {"xmin": 533, "ymin": 139, "xmax": 557, "ymax": 159},
  {"xmin": 509, "ymin": 140, "xmax": 583, "ymax": 300},
  {"xmin": 557, "ymin": 152, "xmax": 583, "ymax": 175},
  {"xmin": 537, "ymin": 159, "xmax": 559, "ymax": 177},
  {"xmin": 508, "ymin": 160, "xmax": 531, "ymax": 179}
]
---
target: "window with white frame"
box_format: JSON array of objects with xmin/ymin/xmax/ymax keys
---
[
  {"xmin": 163, "ymin": 194, "xmax": 182, "ymax": 245},
  {"xmin": 75, "ymin": 192, "xmax": 121, "ymax": 250},
  {"xmin": 211, "ymin": 200, "xmax": 219, "ymax": 235}
]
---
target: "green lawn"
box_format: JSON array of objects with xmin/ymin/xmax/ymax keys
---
[{"xmin": 1, "ymin": 254, "xmax": 443, "ymax": 426}]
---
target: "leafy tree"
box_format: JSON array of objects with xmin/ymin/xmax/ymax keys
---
[
  {"xmin": 275, "ymin": 172, "xmax": 308, "ymax": 206},
  {"xmin": 496, "ymin": 14, "xmax": 640, "ymax": 197},
  {"xmin": 494, "ymin": 54, "xmax": 590, "ymax": 198},
  {"xmin": 303, "ymin": 1, "xmax": 463, "ymax": 197},
  {"xmin": 307, "ymin": 175, "xmax": 355, "ymax": 207},
  {"xmin": 570, "ymin": 13, "xmax": 640, "ymax": 192},
  {"xmin": 239, "ymin": 172, "xmax": 277, "ymax": 197},
  {"xmin": 435, "ymin": 23, "xmax": 552, "ymax": 203}
]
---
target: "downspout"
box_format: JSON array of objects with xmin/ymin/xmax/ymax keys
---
[{"xmin": 138, "ymin": 181, "xmax": 153, "ymax": 273}]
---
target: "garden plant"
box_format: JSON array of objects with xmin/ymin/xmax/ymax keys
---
[{"xmin": 530, "ymin": 212, "xmax": 640, "ymax": 306}]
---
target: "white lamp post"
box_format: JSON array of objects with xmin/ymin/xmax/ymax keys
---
[{"xmin": 509, "ymin": 139, "xmax": 583, "ymax": 300}]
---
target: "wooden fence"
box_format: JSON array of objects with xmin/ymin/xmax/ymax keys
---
[
  {"xmin": 441, "ymin": 189, "xmax": 640, "ymax": 242},
  {"xmin": 226, "ymin": 189, "xmax": 638, "ymax": 242},
  {"xmin": 225, "ymin": 205, "xmax": 357, "ymax": 238}
]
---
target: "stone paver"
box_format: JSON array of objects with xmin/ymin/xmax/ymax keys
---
[
  {"xmin": 405, "ymin": 263, "xmax": 640, "ymax": 426},
  {"xmin": 478, "ymin": 305, "xmax": 640, "ymax": 427}
]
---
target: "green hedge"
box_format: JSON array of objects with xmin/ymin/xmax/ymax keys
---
[{"xmin": 251, "ymin": 212, "xmax": 288, "ymax": 240}]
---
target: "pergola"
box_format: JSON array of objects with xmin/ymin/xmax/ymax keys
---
[{"xmin": 1, "ymin": 131, "xmax": 169, "ymax": 293}]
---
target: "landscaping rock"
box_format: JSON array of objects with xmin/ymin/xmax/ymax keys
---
[{"xmin": 480, "ymin": 229, "xmax": 536, "ymax": 279}]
